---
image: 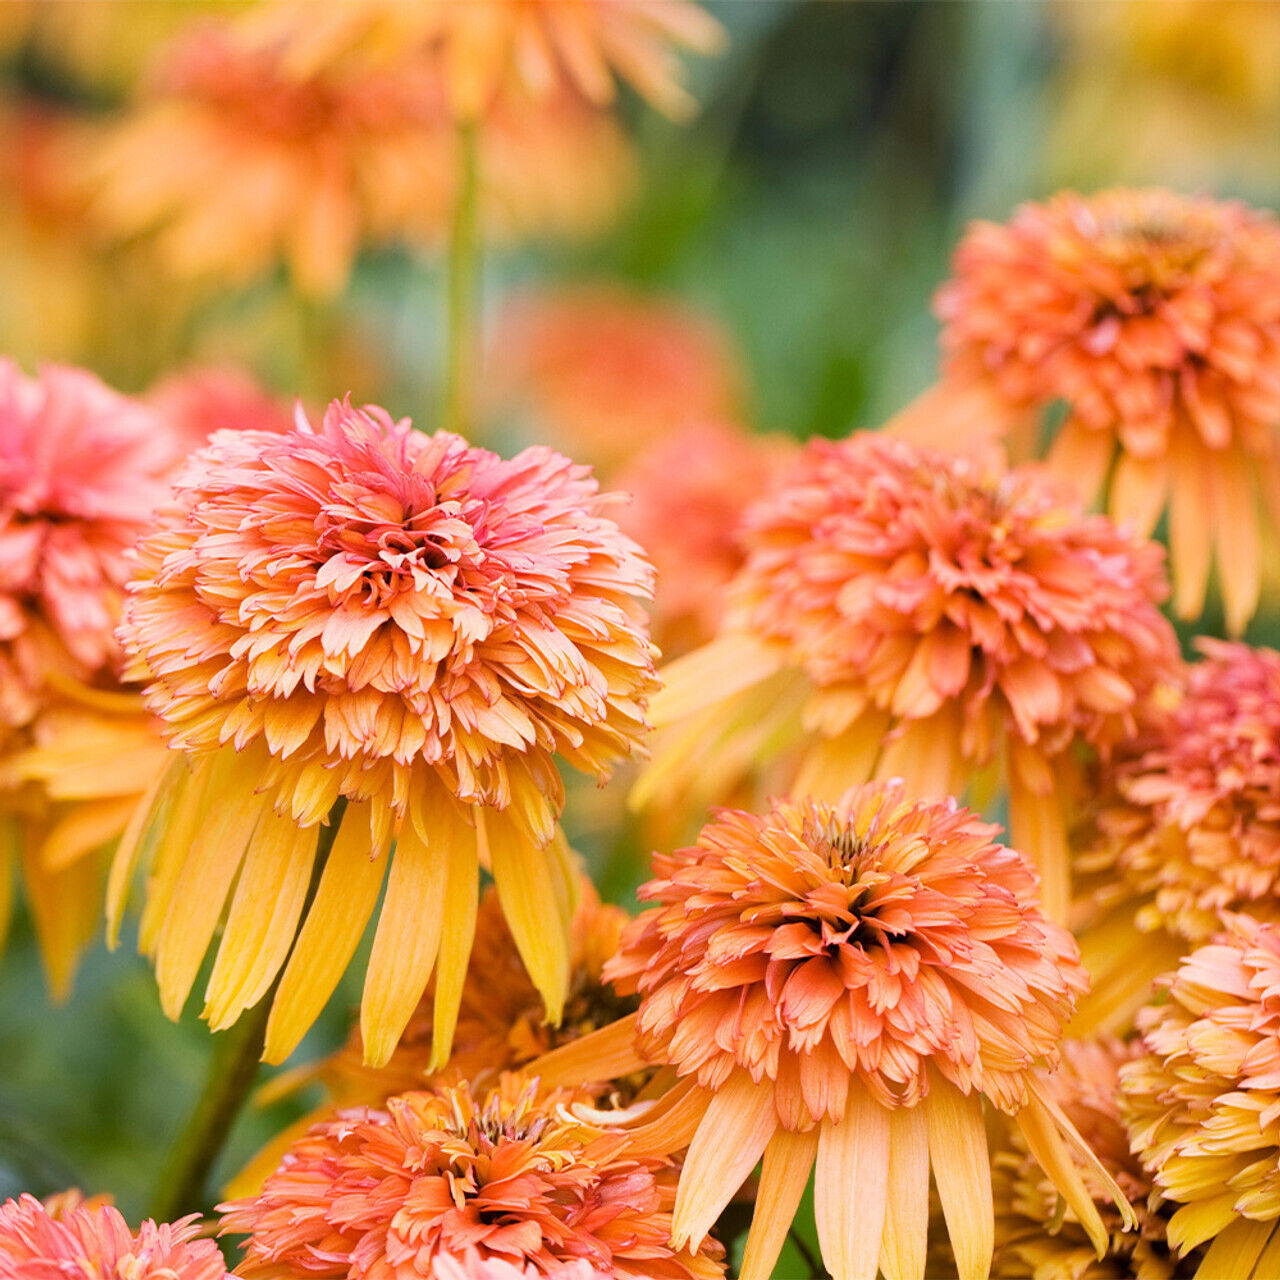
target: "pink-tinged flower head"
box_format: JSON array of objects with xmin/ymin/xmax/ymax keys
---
[
  {"xmin": 218, "ymin": 1077, "xmax": 725, "ymax": 1280},
  {"xmin": 905, "ymin": 188, "xmax": 1280, "ymax": 634},
  {"xmin": 545, "ymin": 783, "xmax": 1130, "ymax": 1280},
  {"xmin": 615, "ymin": 421, "xmax": 796, "ymax": 655},
  {"xmin": 0, "ymin": 359, "xmax": 172, "ymax": 734},
  {"xmin": 638, "ymin": 433, "xmax": 1181, "ymax": 920},
  {"xmin": 116, "ymin": 399, "xmax": 655, "ymax": 1068},
  {"xmin": 238, "ymin": 0, "xmax": 726, "ymax": 121},
  {"xmin": 0, "ymin": 1192, "xmax": 229, "ymax": 1280},
  {"xmin": 490, "ymin": 287, "xmax": 745, "ymax": 475},
  {"xmin": 1088, "ymin": 640, "xmax": 1280, "ymax": 946},
  {"xmin": 147, "ymin": 366, "xmax": 296, "ymax": 453},
  {"xmin": 990, "ymin": 1038, "xmax": 1194, "ymax": 1279},
  {"xmin": 1121, "ymin": 914, "xmax": 1280, "ymax": 1262}
]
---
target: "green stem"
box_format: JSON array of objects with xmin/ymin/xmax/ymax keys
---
[
  {"xmin": 443, "ymin": 120, "xmax": 481, "ymax": 437},
  {"xmin": 788, "ymin": 1226, "xmax": 825, "ymax": 1279},
  {"xmin": 149, "ymin": 799, "xmax": 348, "ymax": 1221}
]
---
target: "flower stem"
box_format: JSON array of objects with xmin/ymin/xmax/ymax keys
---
[
  {"xmin": 443, "ymin": 120, "xmax": 481, "ymax": 437},
  {"xmin": 149, "ymin": 799, "xmax": 348, "ymax": 1222}
]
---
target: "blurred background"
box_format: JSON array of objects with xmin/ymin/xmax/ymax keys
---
[{"xmin": 0, "ymin": 0, "xmax": 1277, "ymax": 1254}]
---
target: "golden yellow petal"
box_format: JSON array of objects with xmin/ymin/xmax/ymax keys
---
[
  {"xmin": 527, "ymin": 1010, "xmax": 647, "ymax": 1088},
  {"xmin": 203, "ymin": 813, "xmax": 317, "ymax": 1031},
  {"xmin": 649, "ymin": 631, "xmax": 784, "ymax": 728},
  {"xmin": 671, "ymin": 1069, "xmax": 779, "ymax": 1251},
  {"xmin": 1193, "ymin": 1217, "xmax": 1275, "ymax": 1280},
  {"xmin": 815, "ymin": 1089, "xmax": 890, "ymax": 1280},
  {"xmin": 880, "ymin": 1103, "xmax": 929, "ymax": 1280},
  {"xmin": 1212, "ymin": 446, "xmax": 1261, "ymax": 636},
  {"xmin": 20, "ymin": 832, "xmax": 103, "ymax": 1002},
  {"xmin": 925, "ymin": 1076, "xmax": 993, "ymax": 1280},
  {"xmin": 263, "ymin": 800, "xmax": 389, "ymax": 1064},
  {"xmin": 1168, "ymin": 1194, "xmax": 1245, "ymax": 1256},
  {"xmin": 792, "ymin": 711, "xmax": 890, "ymax": 805},
  {"xmin": 739, "ymin": 1126, "xmax": 819, "ymax": 1280},
  {"xmin": 428, "ymin": 800, "xmax": 479, "ymax": 1070},
  {"xmin": 40, "ymin": 796, "xmax": 139, "ymax": 874}
]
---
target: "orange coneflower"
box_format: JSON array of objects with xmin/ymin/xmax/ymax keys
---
[
  {"xmin": 989, "ymin": 1038, "xmax": 1195, "ymax": 1280},
  {"xmin": 238, "ymin": 0, "xmax": 726, "ymax": 121},
  {"xmin": 615, "ymin": 421, "xmax": 796, "ymax": 657},
  {"xmin": 539, "ymin": 783, "xmax": 1135, "ymax": 1280},
  {"xmin": 90, "ymin": 20, "xmax": 634, "ymax": 299},
  {"xmin": 115, "ymin": 397, "xmax": 656, "ymax": 1068},
  {"xmin": 489, "ymin": 286, "xmax": 746, "ymax": 476},
  {"xmin": 636, "ymin": 433, "xmax": 1182, "ymax": 918},
  {"xmin": 1073, "ymin": 641, "xmax": 1280, "ymax": 1033},
  {"xmin": 0, "ymin": 1192, "xmax": 230, "ymax": 1280},
  {"xmin": 218, "ymin": 1077, "xmax": 724, "ymax": 1279},
  {"xmin": 0, "ymin": 360, "xmax": 176, "ymax": 995},
  {"xmin": 895, "ymin": 189, "xmax": 1280, "ymax": 634},
  {"xmin": 1121, "ymin": 914, "xmax": 1280, "ymax": 1279}
]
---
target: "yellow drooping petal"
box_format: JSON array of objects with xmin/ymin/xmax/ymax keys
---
[
  {"xmin": 20, "ymin": 833, "xmax": 103, "ymax": 1001},
  {"xmin": 360, "ymin": 805, "xmax": 450, "ymax": 1069},
  {"xmin": 792, "ymin": 711, "xmax": 890, "ymax": 805},
  {"xmin": 1193, "ymin": 1217, "xmax": 1275, "ymax": 1280},
  {"xmin": 154, "ymin": 764, "xmax": 269, "ymax": 1020},
  {"xmin": 1168, "ymin": 1194, "xmax": 1244, "ymax": 1256},
  {"xmin": 528, "ymin": 1011, "xmax": 647, "ymax": 1087},
  {"xmin": 1243, "ymin": 1220, "xmax": 1280, "ymax": 1280},
  {"xmin": 1070, "ymin": 912, "xmax": 1182, "ymax": 1037},
  {"xmin": 648, "ymin": 631, "xmax": 783, "ymax": 727},
  {"xmin": 875, "ymin": 711, "xmax": 962, "ymax": 802},
  {"xmin": 429, "ymin": 800, "xmax": 479, "ymax": 1069},
  {"xmin": 815, "ymin": 1089, "xmax": 890, "ymax": 1280},
  {"xmin": 1212, "ymin": 445, "xmax": 1262, "ymax": 636},
  {"xmin": 1007, "ymin": 763, "xmax": 1070, "ymax": 925},
  {"xmin": 1110, "ymin": 450, "xmax": 1168, "ymax": 539},
  {"xmin": 1168, "ymin": 431, "xmax": 1212, "ymax": 622},
  {"xmin": 739, "ymin": 1126, "xmax": 819, "ymax": 1280},
  {"xmin": 672, "ymin": 1069, "xmax": 778, "ymax": 1251},
  {"xmin": 263, "ymin": 800, "xmax": 390, "ymax": 1064},
  {"xmin": 40, "ymin": 796, "xmax": 140, "ymax": 874},
  {"xmin": 220, "ymin": 1112, "xmax": 317, "ymax": 1203},
  {"xmin": 925, "ymin": 1076, "xmax": 993, "ymax": 1280},
  {"xmin": 203, "ymin": 812, "xmax": 317, "ymax": 1030},
  {"xmin": 1015, "ymin": 1093, "xmax": 1109, "ymax": 1259},
  {"xmin": 485, "ymin": 805, "xmax": 569, "ymax": 1026},
  {"xmin": 880, "ymin": 1103, "xmax": 929, "ymax": 1280}
]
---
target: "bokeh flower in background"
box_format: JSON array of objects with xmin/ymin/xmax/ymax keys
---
[
  {"xmin": 637, "ymin": 433, "xmax": 1182, "ymax": 917},
  {"xmin": 0, "ymin": 1191, "xmax": 230, "ymax": 1280},
  {"xmin": 116, "ymin": 398, "xmax": 656, "ymax": 1068},
  {"xmin": 551, "ymin": 782, "xmax": 1131, "ymax": 1280},
  {"xmin": 219, "ymin": 1076, "xmax": 725, "ymax": 1279},
  {"xmin": 145, "ymin": 366, "xmax": 297, "ymax": 452},
  {"xmin": 896, "ymin": 188, "xmax": 1280, "ymax": 635},
  {"xmin": 0, "ymin": 360, "xmax": 175, "ymax": 997},
  {"xmin": 1122, "ymin": 913, "xmax": 1280, "ymax": 1276},
  {"xmin": 989, "ymin": 1038, "xmax": 1195, "ymax": 1279},
  {"xmin": 489, "ymin": 286, "xmax": 746, "ymax": 476}
]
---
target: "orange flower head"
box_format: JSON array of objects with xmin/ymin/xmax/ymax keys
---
[
  {"xmin": 0, "ymin": 359, "xmax": 172, "ymax": 735},
  {"xmin": 239, "ymin": 0, "xmax": 727, "ymax": 121},
  {"xmin": 921, "ymin": 188, "xmax": 1280, "ymax": 634},
  {"xmin": 490, "ymin": 287, "xmax": 745, "ymax": 475},
  {"xmin": 991, "ymin": 1038, "xmax": 1192, "ymax": 1279},
  {"xmin": 116, "ymin": 398, "xmax": 656, "ymax": 1068},
  {"xmin": 91, "ymin": 20, "xmax": 633, "ymax": 299},
  {"xmin": 1121, "ymin": 914, "xmax": 1280, "ymax": 1266},
  {"xmin": 615, "ymin": 421, "xmax": 796, "ymax": 655},
  {"xmin": 1089, "ymin": 640, "xmax": 1280, "ymax": 945},
  {"xmin": 638, "ymin": 434, "xmax": 1181, "ymax": 920},
  {"xmin": 218, "ymin": 1077, "xmax": 724, "ymax": 1280},
  {"xmin": 558, "ymin": 783, "xmax": 1132, "ymax": 1280},
  {"xmin": 0, "ymin": 1192, "xmax": 229, "ymax": 1280}
]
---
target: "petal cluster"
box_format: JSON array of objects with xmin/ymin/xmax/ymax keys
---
[
  {"xmin": 0, "ymin": 1192, "xmax": 229, "ymax": 1280},
  {"xmin": 219, "ymin": 1077, "xmax": 724, "ymax": 1280}
]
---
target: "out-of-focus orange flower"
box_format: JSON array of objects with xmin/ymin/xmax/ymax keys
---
[
  {"xmin": 0, "ymin": 1192, "xmax": 229, "ymax": 1280},
  {"xmin": 0, "ymin": 361, "xmax": 177, "ymax": 996},
  {"xmin": 636, "ymin": 434, "xmax": 1182, "ymax": 920},
  {"xmin": 146, "ymin": 366, "xmax": 297, "ymax": 453},
  {"xmin": 990, "ymin": 1038, "xmax": 1194, "ymax": 1279},
  {"xmin": 541, "ymin": 783, "xmax": 1131, "ymax": 1280},
  {"xmin": 90, "ymin": 22, "xmax": 634, "ymax": 300},
  {"xmin": 1122, "ymin": 915, "xmax": 1280, "ymax": 1275},
  {"xmin": 489, "ymin": 287, "xmax": 746, "ymax": 475},
  {"xmin": 615, "ymin": 422, "xmax": 796, "ymax": 656},
  {"xmin": 239, "ymin": 0, "xmax": 726, "ymax": 121},
  {"xmin": 894, "ymin": 189, "xmax": 1280, "ymax": 634},
  {"xmin": 116, "ymin": 399, "xmax": 656, "ymax": 1067},
  {"xmin": 219, "ymin": 1077, "xmax": 725, "ymax": 1279}
]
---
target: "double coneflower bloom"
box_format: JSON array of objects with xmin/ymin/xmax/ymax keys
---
[
  {"xmin": 115, "ymin": 398, "xmax": 656, "ymax": 1066},
  {"xmin": 0, "ymin": 360, "xmax": 176, "ymax": 996},
  {"xmin": 1122, "ymin": 914, "xmax": 1280, "ymax": 1279},
  {"xmin": 220, "ymin": 1076, "xmax": 725, "ymax": 1279},
  {"xmin": 638, "ymin": 433, "xmax": 1181, "ymax": 918},
  {"xmin": 537, "ymin": 782, "xmax": 1134, "ymax": 1280},
  {"xmin": 1073, "ymin": 640, "xmax": 1280, "ymax": 1033},
  {"xmin": 894, "ymin": 188, "xmax": 1280, "ymax": 634}
]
